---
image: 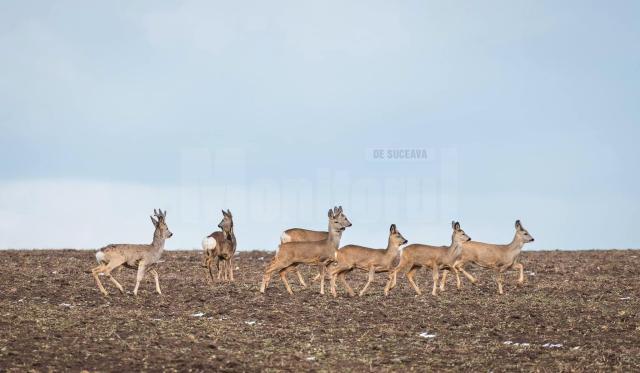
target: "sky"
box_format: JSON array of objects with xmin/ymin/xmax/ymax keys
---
[{"xmin": 0, "ymin": 1, "xmax": 638, "ymax": 251}]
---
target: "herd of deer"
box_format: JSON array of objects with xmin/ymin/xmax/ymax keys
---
[{"xmin": 89, "ymin": 206, "xmax": 535, "ymax": 297}]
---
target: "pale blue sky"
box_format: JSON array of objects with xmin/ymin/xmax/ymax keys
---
[{"xmin": 0, "ymin": 1, "xmax": 638, "ymax": 250}]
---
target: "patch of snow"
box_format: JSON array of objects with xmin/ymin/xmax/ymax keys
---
[
  {"xmin": 306, "ymin": 356, "xmax": 316, "ymax": 361},
  {"xmin": 542, "ymin": 343, "xmax": 563, "ymax": 348},
  {"xmin": 527, "ymin": 271, "xmax": 536, "ymax": 276},
  {"xmin": 59, "ymin": 303, "xmax": 73, "ymax": 308},
  {"xmin": 245, "ymin": 320, "xmax": 257, "ymax": 326},
  {"xmin": 258, "ymin": 257, "xmax": 264, "ymax": 261},
  {"xmin": 52, "ymin": 271, "xmax": 58, "ymax": 275},
  {"xmin": 620, "ymin": 297, "xmax": 631, "ymax": 300},
  {"xmin": 419, "ymin": 332, "xmax": 436, "ymax": 339},
  {"xmin": 504, "ymin": 341, "xmax": 530, "ymax": 347},
  {"xmin": 151, "ymin": 318, "xmax": 162, "ymax": 321},
  {"xmin": 191, "ymin": 312, "xmax": 205, "ymax": 317},
  {"xmin": 571, "ymin": 346, "xmax": 580, "ymax": 350}
]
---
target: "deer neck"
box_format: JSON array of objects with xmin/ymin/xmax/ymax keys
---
[
  {"xmin": 445, "ymin": 239, "xmax": 463, "ymax": 262},
  {"xmin": 224, "ymin": 226, "xmax": 235, "ymax": 242},
  {"xmin": 506, "ymin": 233, "xmax": 525, "ymax": 257},
  {"xmin": 151, "ymin": 228, "xmax": 166, "ymax": 251},
  {"xmin": 326, "ymin": 228, "xmax": 343, "ymax": 249},
  {"xmin": 385, "ymin": 238, "xmax": 401, "ymax": 256}
]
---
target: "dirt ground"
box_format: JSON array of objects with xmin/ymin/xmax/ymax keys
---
[{"xmin": 0, "ymin": 249, "xmax": 638, "ymax": 372}]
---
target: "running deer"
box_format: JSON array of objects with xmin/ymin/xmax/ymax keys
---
[
  {"xmin": 442, "ymin": 220, "xmax": 535, "ymax": 294},
  {"xmin": 384, "ymin": 221, "xmax": 470, "ymax": 296},
  {"xmin": 279, "ymin": 206, "xmax": 347, "ymax": 287},
  {"xmin": 202, "ymin": 209, "xmax": 237, "ymax": 282},
  {"xmin": 259, "ymin": 207, "xmax": 351, "ymax": 295},
  {"xmin": 90, "ymin": 209, "xmax": 173, "ymax": 296},
  {"xmin": 329, "ymin": 224, "xmax": 407, "ymax": 297}
]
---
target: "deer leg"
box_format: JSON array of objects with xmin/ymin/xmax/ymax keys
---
[
  {"xmin": 260, "ymin": 258, "xmax": 287, "ymax": 293},
  {"xmin": 219, "ymin": 259, "xmax": 226, "ymax": 281},
  {"xmin": 228, "ymin": 256, "xmax": 235, "ymax": 282},
  {"xmin": 359, "ymin": 266, "xmax": 376, "ymax": 297},
  {"xmin": 319, "ymin": 264, "xmax": 327, "ymax": 295},
  {"xmin": 440, "ymin": 269, "xmax": 448, "ymax": 291},
  {"xmin": 406, "ymin": 267, "xmax": 421, "ymax": 295},
  {"xmin": 279, "ymin": 268, "xmax": 294, "ymax": 295},
  {"xmin": 92, "ymin": 258, "xmax": 125, "ymax": 296},
  {"xmin": 107, "ymin": 274, "xmax": 125, "ymax": 294},
  {"xmin": 339, "ymin": 272, "xmax": 355, "ymax": 297},
  {"xmin": 216, "ymin": 257, "xmax": 223, "ymax": 280},
  {"xmin": 149, "ymin": 269, "xmax": 162, "ymax": 294},
  {"xmin": 385, "ymin": 261, "xmax": 408, "ymax": 295},
  {"xmin": 514, "ymin": 262, "xmax": 524, "ymax": 285},
  {"xmin": 201, "ymin": 251, "xmax": 209, "ymax": 268},
  {"xmin": 91, "ymin": 265, "xmax": 109, "ymax": 296},
  {"xmin": 133, "ymin": 261, "xmax": 147, "ymax": 296},
  {"xmin": 329, "ymin": 268, "xmax": 339, "ymax": 297},
  {"xmin": 207, "ymin": 257, "xmax": 216, "ymax": 284},
  {"xmin": 454, "ymin": 267, "xmax": 462, "ymax": 289},
  {"xmin": 457, "ymin": 262, "xmax": 477, "ymax": 284},
  {"xmin": 431, "ymin": 265, "xmax": 440, "ymax": 296},
  {"xmin": 295, "ymin": 267, "xmax": 307, "ymax": 288},
  {"xmin": 497, "ymin": 271, "xmax": 504, "ymax": 295},
  {"xmin": 384, "ymin": 270, "xmax": 396, "ymax": 296}
]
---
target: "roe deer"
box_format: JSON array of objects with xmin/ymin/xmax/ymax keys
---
[
  {"xmin": 279, "ymin": 206, "xmax": 347, "ymax": 287},
  {"xmin": 202, "ymin": 209, "xmax": 237, "ymax": 282},
  {"xmin": 329, "ymin": 224, "xmax": 407, "ymax": 297},
  {"xmin": 384, "ymin": 221, "xmax": 470, "ymax": 296},
  {"xmin": 259, "ymin": 207, "xmax": 351, "ymax": 295},
  {"xmin": 90, "ymin": 209, "xmax": 172, "ymax": 296},
  {"xmin": 442, "ymin": 220, "xmax": 534, "ymax": 294}
]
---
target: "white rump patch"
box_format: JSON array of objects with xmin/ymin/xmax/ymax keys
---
[
  {"xmin": 280, "ymin": 232, "xmax": 290, "ymax": 244},
  {"xmin": 95, "ymin": 251, "xmax": 106, "ymax": 264},
  {"xmin": 202, "ymin": 237, "xmax": 216, "ymax": 251}
]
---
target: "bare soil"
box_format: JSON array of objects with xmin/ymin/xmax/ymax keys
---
[{"xmin": 0, "ymin": 250, "xmax": 638, "ymax": 372}]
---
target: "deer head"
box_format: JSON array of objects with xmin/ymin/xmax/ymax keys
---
[{"xmin": 150, "ymin": 209, "xmax": 173, "ymax": 239}]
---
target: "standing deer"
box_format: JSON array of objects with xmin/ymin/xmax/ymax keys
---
[
  {"xmin": 90, "ymin": 209, "xmax": 172, "ymax": 296},
  {"xmin": 329, "ymin": 224, "xmax": 407, "ymax": 297},
  {"xmin": 441, "ymin": 219, "xmax": 535, "ymax": 294},
  {"xmin": 260, "ymin": 207, "xmax": 351, "ymax": 295},
  {"xmin": 384, "ymin": 221, "xmax": 470, "ymax": 296},
  {"xmin": 279, "ymin": 206, "xmax": 348, "ymax": 287},
  {"xmin": 202, "ymin": 209, "xmax": 237, "ymax": 282}
]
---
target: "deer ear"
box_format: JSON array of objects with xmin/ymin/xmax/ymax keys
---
[
  {"xmin": 226, "ymin": 209, "xmax": 232, "ymax": 218},
  {"xmin": 338, "ymin": 206, "xmax": 343, "ymax": 214},
  {"xmin": 328, "ymin": 209, "xmax": 334, "ymax": 218},
  {"xmin": 390, "ymin": 224, "xmax": 396, "ymax": 233},
  {"xmin": 221, "ymin": 209, "xmax": 227, "ymax": 217},
  {"xmin": 150, "ymin": 216, "xmax": 159, "ymax": 227},
  {"xmin": 515, "ymin": 220, "xmax": 522, "ymax": 229},
  {"xmin": 454, "ymin": 221, "xmax": 460, "ymax": 230}
]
